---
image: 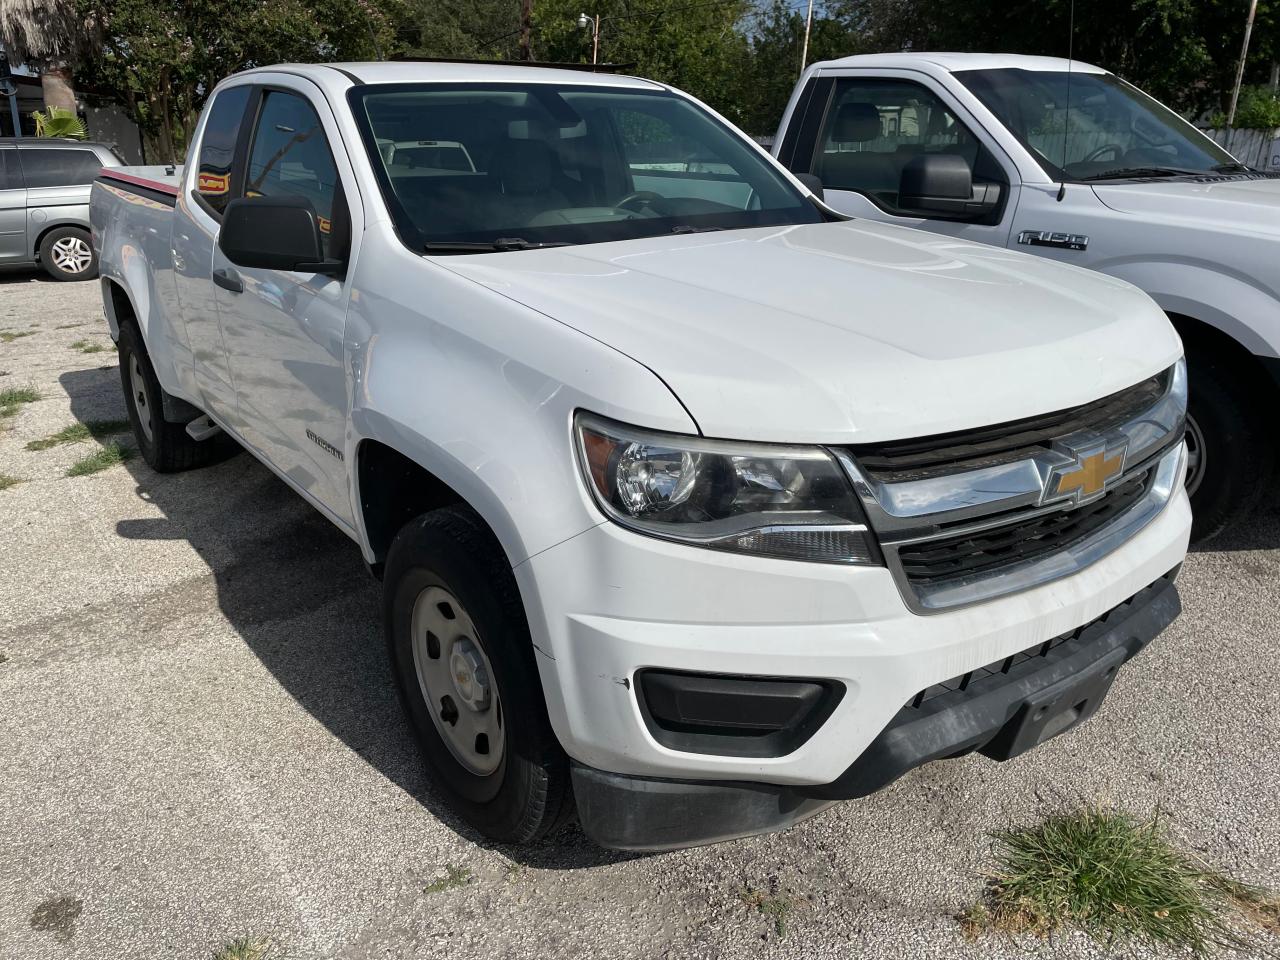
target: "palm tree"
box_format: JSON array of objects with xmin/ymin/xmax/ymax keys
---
[{"xmin": 0, "ymin": 0, "xmax": 92, "ymax": 115}]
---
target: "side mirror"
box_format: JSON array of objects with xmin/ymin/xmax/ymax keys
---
[
  {"xmin": 219, "ymin": 196, "xmax": 343, "ymax": 274},
  {"xmin": 794, "ymin": 172, "xmax": 824, "ymax": 201},
  {"xmin": 897, "ymin": 154, "xmax": 1001, "ymax": 220}
]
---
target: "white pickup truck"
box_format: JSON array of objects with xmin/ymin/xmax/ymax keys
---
[
  {"xmin": 775, "ymin": 53, "xmax": 1280, "ymax": 541},
  {"xmin": 91, "ymin": 61, "xmax": 1189, "ymax": 851}
]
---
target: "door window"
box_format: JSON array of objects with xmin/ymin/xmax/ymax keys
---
[
  {"xmin": 196, "ymin": 85, "xmax": 251, "ymax": 216},
  {"xmin": 813, "ymin": 79, "xmax": 994, "ymax": 213},
  {"xmin": 0, "ymin": 148, "xmax": 21, "ymax": 190},
  {"xmin": 244, "ymin": 90, "xmax": 343, "ymax": 258},
  {"xmin": 16, "ymin": 148, "xmax": 102, "ymax": 188}
]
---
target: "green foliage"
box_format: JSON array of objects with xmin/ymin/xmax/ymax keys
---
[
  {"xmin": 421, "ymin": 864, "xmax": 472, "ymax": 894},
  {"xmin": 72, "ymin": 0, "xmax": 397, "ymax": 161},
  {"xmin": 830, "ymin": 0, "xmax": 1279, "ymax": 118},
  {"xmin": 960, "ymin": 806, "xmax": 1280, "ymax": 955},
  {"xmin": 33, "ymin": 106, "xmax": 87, "ymax": 139},
  {"xmin": 26, "ymin": 419, "xmax": 131, "ymax": 451},
  {"xmin": 1209, "ymin": 85, "xmax": 1280, "ymax": 129},
  {"xmin": 66, "ymin": 441, "xmax": 134, "ymax": 476}
]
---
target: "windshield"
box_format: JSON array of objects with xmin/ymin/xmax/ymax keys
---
[
  {"xmin": 349, "ymin": 83, "xmax": 823, "ymax": 250},
  {"xmin": 956, "ymin": 68, "xmax": 1237, "ymax": 180}
]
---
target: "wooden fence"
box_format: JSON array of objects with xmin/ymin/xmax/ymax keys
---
[{"xmin": 1198, "ymin": 127, "xmax": 1280, "ymax": 170}]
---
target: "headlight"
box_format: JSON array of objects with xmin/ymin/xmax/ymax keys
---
[{"xmin": 574, "ymin": 413, "xmax": 881, "ymax": 564}]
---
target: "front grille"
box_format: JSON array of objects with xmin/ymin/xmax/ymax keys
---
[
  {"xmin": 850, "ymin": 369, "xmax": 1170, "ymax": 482},
  {"xmin": 897, "ymin": 470, "xmax": 1151, "ymax": 585}
]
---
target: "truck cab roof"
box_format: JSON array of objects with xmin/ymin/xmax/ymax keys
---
[
  {"xmin": 228, "ymin": 61, "xmax": 666, "ymax": 90},
  {"xmin": 808, "ymin": 52, "xmax": 1109, "ymax": 75}
]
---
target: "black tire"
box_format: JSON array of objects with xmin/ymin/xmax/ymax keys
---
[
  {"xmin": 1185, "ymin": 353, "xmax": 1274, "ymax": 543},
  {"xmin": 385, "ymin": 506, "xmax": 572, "ymax": 843},
  {"xmin": 38, "ymin": 226, "xmax": 98, "ymax": 282},
  {"xmin": 117, "ymin": 322, "xmax": 222, "ymax": 472}
]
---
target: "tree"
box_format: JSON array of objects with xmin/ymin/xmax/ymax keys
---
[
  {"xmin": 72, "ymin": 0, "xmax": 395, "ymax": 162},
  {"xmin": 532, "ymin": 0, "xmax": 754, "ymax": 125},
  {"xmin": 0, "ymin": 0, "xmax": 95, "ymax": 113},
  {"xmin": 832, "ymin": 0, "xmax": 1278, "ymax": 117}
]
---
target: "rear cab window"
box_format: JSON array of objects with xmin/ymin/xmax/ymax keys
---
[{"xmin": 195, "ymin": 85, "xmax": 251, "ymax": 217}]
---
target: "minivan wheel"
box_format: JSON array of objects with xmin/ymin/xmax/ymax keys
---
[
  {"xmin": 1184, "ymin": 354, "xmax": 1273, "ymax": 543},
  {"xmin": 39, "ymin": 226, "xmax": 98, "ymax": 281},
  {"xmin": 385, "ymin": 506, "xmax": 572, "ymax": 843},
  {"xmin": 117, "ymin": 322, "xmax": 224, "ymax": 472}
]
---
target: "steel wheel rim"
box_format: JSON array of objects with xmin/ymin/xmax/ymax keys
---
[
  {"xmin": 129, "ymin": 354, "xmax": 153, "ymax": 442},
  {"xmin": 410, "ymin": 584, "xmax": 505, "ymax": 777},
  {"xmin": 51, "ymin": 236, "xmax": 92, "ymax": 274},
  {"xmin": 1184, "ymin": 413, "xmax": 1206, "ymax": 498}
]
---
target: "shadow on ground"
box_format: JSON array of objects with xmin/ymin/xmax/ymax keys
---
[{"xmin": 58, "ymin": 363, "xmax": 631, "ymax": 870}]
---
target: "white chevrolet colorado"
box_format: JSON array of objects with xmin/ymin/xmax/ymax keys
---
[
  {"xmin": 775, "ymin": 53, "xmax": 1280, "ymax": 541},
  {"xmin": 91, "ymin": 62, "xmax": 1189, "ymax": 851}
]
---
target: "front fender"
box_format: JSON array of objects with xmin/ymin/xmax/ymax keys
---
[
  {"xmin": 1102, "ymin": 259, "xmax": 1280, "ymax": 360},
  {"xmin": 344, "ymin": 231, "xmax": 696, "ymax": 568}
]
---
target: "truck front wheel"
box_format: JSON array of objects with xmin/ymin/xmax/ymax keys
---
[
  {"xmin": 1184, "ymin": 354, "xmax": 1274, "ymax": 543},
  {"xmin": 384, "ymin": 506, "xmax": 572, "ymax": 843}
]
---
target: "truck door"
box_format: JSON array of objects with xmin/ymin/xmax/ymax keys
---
[
  {"xmin": 0, "ymin": 147, "xmax": 27, "ymax": 262},
  {"xmin": 173, "ymin": 83, "xmax": 254, "ymax": 426},
  {"xmin": 210, "ymin": 83, "xmax": 357, "ymax": 527},
  {"xmin": 781, "ymin": 72, "xmax": 1020, "ymax": 247}
]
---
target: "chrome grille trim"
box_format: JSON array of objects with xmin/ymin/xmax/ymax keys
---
[{"xmin": 836, "ymin": 360, "xmax": 1187, "ymax": 614}]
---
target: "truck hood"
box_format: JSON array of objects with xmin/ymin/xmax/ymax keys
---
[
  {"xmin": 442, "ymin": 221, "xmax": 1181, "ymax": 443},
  {"xmin": 1092, "ymin": 176, "xmax": 1280, "ymax": 238}
]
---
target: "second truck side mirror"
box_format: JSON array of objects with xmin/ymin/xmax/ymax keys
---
[
  {"xmin": 897, "ymin": 154, "xmax": 1000, "ymax": 220},
  {"xmin": 219, "ymin": 196, "xmax": 344, "ymax": 275}
]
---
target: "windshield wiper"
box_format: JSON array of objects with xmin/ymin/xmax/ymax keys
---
[
  {"xmin": 1211, "ymin": 162, "xmax": 1254, "ymax": 173},
  {"xmin": 422, "ymin": 238, "xmax": 572, "ymax": 253},
  {"xmin": 670, "ymin": 224, "xmax": 724, "ymax": 235},
  {"xmin": 1078, "ymin": 166, "xmax": 1201, "ymax": 181}
]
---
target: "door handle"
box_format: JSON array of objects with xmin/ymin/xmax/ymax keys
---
[{"xmin": 212, "ymin": 267, "xmax": 243, "ymax": 294}]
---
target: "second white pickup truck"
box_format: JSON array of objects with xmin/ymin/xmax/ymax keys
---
[
  {"xmin": 775, "ymin": 53, "xmax": 1280, "ymax": 541},
  {"xmin": 91, "ymin": 61, "xmax": 1189, "ymax": 850}
]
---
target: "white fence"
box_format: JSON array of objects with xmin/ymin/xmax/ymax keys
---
[{"xmin": 1198, "ymin": 127, "xmax": 1280, "ymax": 170}]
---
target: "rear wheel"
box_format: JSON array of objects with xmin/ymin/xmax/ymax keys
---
[
  {"xmin": 385, "ymin": 506, "xmax": 572, "ymax": 843},
  {"xmin": 39, "ymin": 226, "xmax": 98, "ymax": 281},
  {"xmin": 1184, "ymin": 353, "xmax": 1273, "ymax": 543},
  {"xmin": 117, "ymin": 323, "xmax": 223, "ymax": 472}
]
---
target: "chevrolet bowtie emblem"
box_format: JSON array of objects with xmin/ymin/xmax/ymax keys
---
[{"xmin": 1047, "ymin": 439, "xmax": 1128, "ymax": 503}]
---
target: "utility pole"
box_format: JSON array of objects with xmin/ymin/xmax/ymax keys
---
[
  {"xmin": 800, "ymin": 0, "xmax": 815, "ymax": 77},
  {"xmin": 519, "ymin": 0, "xmax": 534, "ymax": 61},
  {"xmin": 1227, "ymin": 0, "xmax": 1259, "ymax": 126}
]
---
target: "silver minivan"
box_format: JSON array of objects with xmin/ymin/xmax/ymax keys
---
[{"xmin": 0, "ymin": 138, "xmax": 123, "ymax": 281}]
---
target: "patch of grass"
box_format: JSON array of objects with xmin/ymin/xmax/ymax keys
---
[
  {"xmin": 422, "ymin": 864, "xmax": 472, "ymax": 894},
  {"xmin": 66, "ymin": 441, "xmax": 134, "ymax": 477},
  {"xmin": 740, "ymin": 886, "xmax": 796, "ymax": 939},
  {"xmin": 958, "ymin": 806, "xmax": 1279, "ymax": 956},
  {"xmin": 211, "ymin": 936, "xmax": 275, "ymax": 960},
  {"xmin": 56, "ymin": 322, "xmax": 87, "ymax": 329},
  {"xmin": 26, "ymin": 419, "xmax": 132, "ymax": 451},
  {"xmin": 70, "ymin": 339, "xmax": 108, "ymax": 354},
  {"xmin": 0, "ymin": 330, "xmax": 33, "ymax": 343},
  {"xmin": 0, "ymin": 474, "xmax": 22, "ymax": 491},
  {"xmin": 0, "ymin": 385, "xmax": 39, "ymax": 418}
]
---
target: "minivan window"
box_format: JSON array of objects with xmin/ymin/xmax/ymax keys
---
[
  {"xmin": 350, "ymin": 83, "xmax": 823, "ymax": 251},
  {"xmin": 0, "ymin": 148, "xmax": 21, "ymax": 190},
  {"xmin": 196, "ymin": 85, "xmax": 251, "ymax": 215},
  {"xmin": 18, "ymin": 148, "xmax": 102, "ymax": 188}
]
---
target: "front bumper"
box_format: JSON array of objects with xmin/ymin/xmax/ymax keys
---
[{"xmin": 570, "ymin": 569, "xmax": 1180, "ymax": 850}]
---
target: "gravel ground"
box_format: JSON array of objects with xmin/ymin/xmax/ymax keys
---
[{"xmin": 2, "ymin": 269, "xmax": 1279, "ymax": 960}]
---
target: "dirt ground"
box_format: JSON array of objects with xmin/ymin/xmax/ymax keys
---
[{"xmin": 2, "ymin": 269, "xmax": 1279, "ymax": 959}]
